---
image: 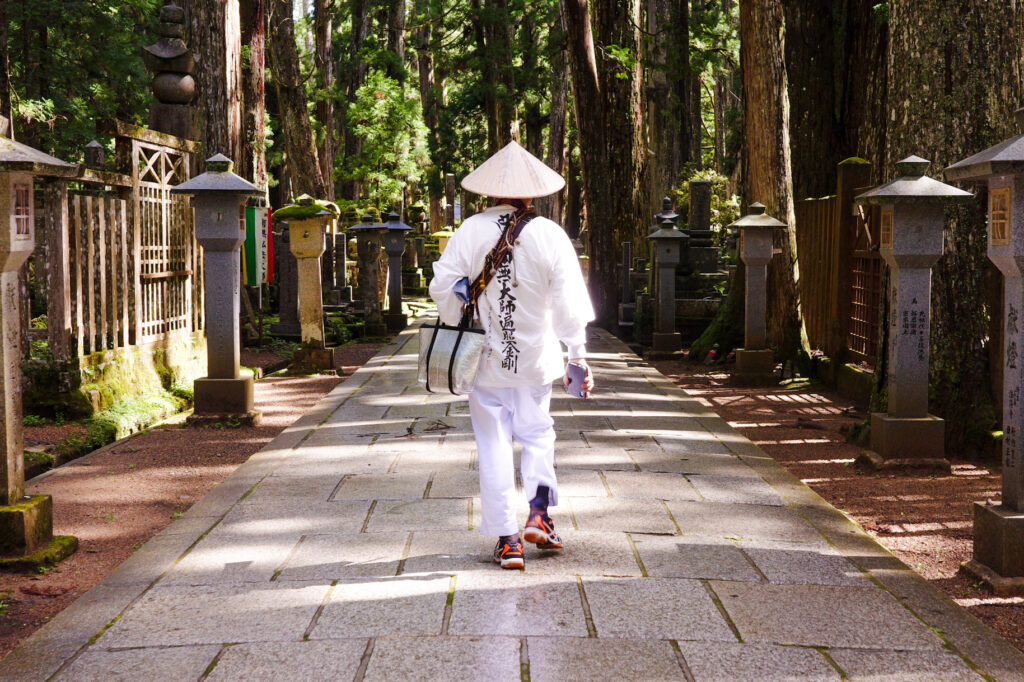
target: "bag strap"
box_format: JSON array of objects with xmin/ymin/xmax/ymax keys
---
[
  {"xmin": 446, "ymin": 325, "xmax": 467, "ymax": 395},
  {"xmin": 423, "ymin": 316, "xmax": 443, "ymax": 393},
  {"xmin": 467, "ymin": 210, "xmax": 537, "ymax": 310}
]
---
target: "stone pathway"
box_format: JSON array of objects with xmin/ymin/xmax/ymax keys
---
[{"xmin": 3, "ymin": 325, "xmax": 1024, "ymax": 681}]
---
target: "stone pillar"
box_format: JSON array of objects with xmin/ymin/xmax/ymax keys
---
[
  {"xmin": 687, "ymin": 180, "xmax": 718, "ymax": 273},
  {"xmin": 731, "ymin": 203, "xmax": 786, "ymax": 385},
  {"xmin": 334, "ymin": 231, "xmax": 352, "ymax": 302},
  {"xmin": 270, "ymin": 226, "xmax": 300, "ymax": 337},
  {"xmin": 382, "ymin": 212, "xmax": 412, "ymax": 333},
  {"xmin": 445, "ymin": 173, "xmax": 456, "ymax": 227},
  {"xmin": 351, "ymin": 216, "xmax": 388, "ymax": 337},
  {"xmin": 0, "ymin": 125, "xmax": 78, "ymax": 564},
  {"xmin": 173, "ymin": 154, "xmax": 262, "ymax": 423},
  {"xmin": 288, "ymin": 209, "xmax": 334, "ymax": 370},
  {"xmin": 647, "ymin": 220, "xmax": 685, "ymax": 354},
  {"xmin": 856, "ymin": 157, "xmax": 970, "ymax": 468},
  {"xmin": 142, "ymin": 3, "xmax": 195, "ymax": 139},
  {"xmin": 948, "ymin": 121, "xmax": 1024, "ymax": 590}
]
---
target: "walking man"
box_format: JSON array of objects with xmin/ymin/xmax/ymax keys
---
[{"xmin": 429, "ymin": 141, "xmax": 595, "ymax": 569}]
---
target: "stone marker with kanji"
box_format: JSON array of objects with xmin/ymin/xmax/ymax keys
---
[
  {"xmin": 855, "ymin": 157, "xmax": 971, "ymax": 470},
  {"xmin": 0, "ymin": 117, "xmax": 79, "ymax": 567},
  {"xmin": 948, "ymin": 111, "xmax": 1024, "ymax": 593}
]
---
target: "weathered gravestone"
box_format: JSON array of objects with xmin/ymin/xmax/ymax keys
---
[
  {"xmin": 855, "ymin": 157, "xmax": 970, "ymax": 469},
  {"xmin": 948, "ymin": 113, "xmax": 1024, "ymax": 592}
]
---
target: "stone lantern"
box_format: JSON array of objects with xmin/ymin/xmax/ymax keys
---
[
  {"xmin": 349, "ymin": 215, "xmax": 389, "ymax": 337},
  {"xmin": 382, "ymin": 211, "xmax": 413, "ymax": 333},
  {"xmin": 0, "ymin": 121, "xmax": 78, "ymax": 564},
  {"xmin": 856, "ymin": 157, "xmax": 971, "ymax": 469},
  {"xmin": 947, "ymin": 112, "xmax": 1024, "ymax": 592},
  {"xmin": 274, "ymin": 195, "xmax": 337, "ymax": 370},
  {"xmin": 647, "ymin": 218, "xmax": 686, "ymax": 353},
  {"xmin": 172, "ymin": 154, "xmax": 262, "ymax": 423},
  {"xmin": 731, "ymin": 203, "xmax": 785, "ymax": 386}
]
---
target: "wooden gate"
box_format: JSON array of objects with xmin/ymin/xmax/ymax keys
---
[{"xmin": 846, "ymin": 202, "xmax": 884, "ymax": 367}]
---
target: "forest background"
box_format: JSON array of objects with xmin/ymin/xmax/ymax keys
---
[{"xmin": 1, "ymin": 0, "xmax": 1022, "ymax": 457}]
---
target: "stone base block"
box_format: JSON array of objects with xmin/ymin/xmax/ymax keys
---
[
  {"xmin": 186, "ymin": 410, "xmax": 262, "ymax": 428},
  {"xmin": 384, "ymin": 313, "xmax": 408, "ymax": 334},
  {"xmin": 618, "ymin": 303, "xmax": 635, "ymax": 326},
  {"xmin": 854, "ymin": 449, "xmax": 951, "ymax": 473},
  {"xmin": 193, "ymin": 376, "xmax": 254, "ymax": 416},
  {"xmin": 651, "ymin": 332, "xmax": 682, "ymax": 353},
  {"xmin": 148, "ymin": 103, "xmax": 190, "ymax": 139},
  {"xmin": 269, "ymin": 321, "xmax": 301, "ymax": 338},
  {"xmin": 869, "ymin": 412, "xmax": 945, "ymax": 462},
  {"xmin": 338, "ymin": 285, "xmax": 353, "ymax": 303},
  {"xmin": 365, "ymin": 323, "xmax": 389, "ymax": 338},
  {"xmin": 291, "ymin": 347, "xmax": 335, "ymax": 371},
  {"xmin": 732, "ymin": 349, "xmax": 776, "ymax": 386},
  {"xmin": 967, "ymin": 503, "xmax": 1024, "ymax": 590},
  {"xmin": 0, "ymin": 535, "xmax": 77, "ymax": 571},
  {"xmin": 0, "ymin": 495, "xmax": 54, "ymax": 556}
]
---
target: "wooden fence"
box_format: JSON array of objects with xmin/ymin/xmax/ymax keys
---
[
  {"xmin": 794, "ymin": 160, "xmax": 882, "ymax": 367},
  {"xmin": 36, "ymin": 121, "xmax": 202, "ymax": 362}
]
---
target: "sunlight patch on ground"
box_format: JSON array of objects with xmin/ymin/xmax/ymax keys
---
[
  {"xmin": 755, "ymin": 438, "xmax": 831, "ymax": 445},
  {"xmin": 795, "ymin": 458, "xmax": 855, "ymax": 465},
  {"xmin": 728, "ymin": 422, "xmax": 782, "ymax": 428},
  {"xmin": 955, "ymin": 596, "xmax": 1024, "ymax": 607}
]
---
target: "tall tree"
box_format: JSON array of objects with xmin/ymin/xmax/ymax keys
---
[
  {"xmin": 414, "ymin": 1, "xmax": 444, "ymax": 229},
  {"xmin": 268, "ymin": 0, "xmax": 327, "ymax": 197},
  {"xmin": 688, "ymin": 0, "xmax": 703, "ymax": 168},
  {"xmin": 386, "ymin": 0, "xmax": 407, "ymax": 84},
  {"xmin": 0, "ymin": 0, "xmax": 12, "ymax": 136},
  {"xmin": 187, "ymin": 0, "xmax": 244, "ymax": 166},
  {"xmin": 739, "ymin": 0, "xmax": 805, "ymax": 357},
  {"xmin": 561, "ymin": 0, "xmax": 648, "ymax": 327},
  {"xmin": 240, "ymin": 0, "xmax": 268, "ymax": 191},
  {"xmin": 342, "ymin": 0, "xmax": 371, "ymax": 200},
  {"xmin": 883, "ymin": 1, "xmax": 1023, "ymax": 452},
  {"xmin": 535, "ymin": 10, "xmax": 568, "ymax": 224},
  {"xmin": 314, "ymin": 0, "xmax": 336, "ymax": 198},
  {"xmin": 471, "ymin": 0, "xmax": 515, "ymax": 153}
]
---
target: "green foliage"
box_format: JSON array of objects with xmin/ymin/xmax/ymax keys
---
[
  {"xmin": 338, "ymin": 70, "xmax": 429, "ymax": 208},
  {"xmin": 671, "ymin": 169, "xmax": 741, "ymax": 249},
  {"xmin": 24, "ymin": 450, "xmax": 55, "ymax": 470},
  {"xmin": 7, "ymin": 0, "xmax": 160, "ymax": 160},
  {"xmin": 22, "ymin": 414, "xmax": 46, "ymax": 427}
]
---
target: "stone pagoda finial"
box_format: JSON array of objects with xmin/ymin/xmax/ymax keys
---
[{"xmin": 143, "ymin": 3, "xmax": 195, "ymax": 138}]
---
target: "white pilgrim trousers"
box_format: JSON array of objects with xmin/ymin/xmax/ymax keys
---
[{"xmin": 468, "ymin": 384, "xmax": 559, "ymax": 537}]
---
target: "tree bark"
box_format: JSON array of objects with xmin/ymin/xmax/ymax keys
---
[
  {"xmin": 739, "ymin": 0, "xmax": 805, "ymax": 358},
  {"xmin": 535, "ymin": 11, "xmax": 569, "ymax": 224},
  {"xmin": 884, "ymin": 0, "xmax": 1023, "ymax": 453},
  {"xmin": 342, "ymin": 0, "xmax": 370, "ymax": 200},
  {"xmin": 187, "ymin": 0, "xmax": 244, "ymax": 166},
  {"xmin": 561, "ymin": 0, "xmax": 648, "ymax": 327},
  {"xmin": 240, "ymin": 0, "xmax": 268, "ymax": 191},
  {"xmin": 781, "ymin": 0, "xmax": 839, "ymax": 198},
  {"xmin": 841, "ymin": 0, "xmax": 888, "ymax": 176},
  {"xmin": 415, "ymin": 8, "xmax": 445, "ymax": 231},
  {"xmin": 268, "ymin": 0, "xmax": 327, "ymax": 198},
  {"xmin": 0, "ymin": 0, "xmax": 12, "ymax": 135},
  {"xmin": 688, "ymin": 0, "xmax": 703, "ymax": 168},
  {"xmin": 314, "ymin": 0, "xmax": 335, "ymax": 199},
  {"xmin": 472, "ymin": 0, "xmax": 515, "ymax": 154},
  {"xmin": 386, "ymin": 0, "xmax": 406, "ymax": 84}
]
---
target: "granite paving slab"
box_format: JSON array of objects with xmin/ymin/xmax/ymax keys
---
[
  {"xmin": 688, "ymin": 474, "xmax": 788, "ymax": 506},
  {"xmin": 603, "ymin": 470, "xmax": 700, "ymax": 500},
  {"xmin": 207, "ymin": 500, "xmax": 371, "ymax": 538},
  {"xmin": 528, "ymin": 637, "xmax": 686, "ymax": 682},
  {"xmin": 667, "ymin": 500, "xmax": 826, "ymax": 543},
  {"xmin": 309, "ymin": 576, "xmax": 452, "ymax": 638},
  {"xmin": 631, "ymin": 535, "xmax": 762, "ymax": 581},
  {"xmin": 583, "ymin": 577, "xmax": 737, "ymax": 641},
  {"xmin": 97, "ymin": 581, "xmax": 331, "ymax": 647},
  {"xmin": 447, "ymin": 573, "xmax": 588, "ymax": 637},
  {"xmin": 711, "ymin": 583, "xmax": 944, "ymax": 649},
  {"xmin": 332, "ymin": 472, "xmax": 431, "ymax": 500},
  {"xmin": 51, "ymin": 646, "xmax": 220, "ymax": 682},
  {"xmin": 554, "ymin": 445, "xmax": 639, "ymax": 471},
  {"xmin": 364, "ymin": 636, "xmax": 520, "ymax": 681},
  {"xmin": 158, "ymin": 533, "xmax": 298, "ymax": 585},
  {"xmin": 826, "ymin": 649, "xmax": 985, "ymax": 681},
  {"xmin": 569, "ymin": 497, "xmax": 679, "ymax": 534},
  {"xmin": 676, "ymin": 642, "xmax": 840, "ymax": 682},
  {"xmin": 206, "ymin": 639, "xmax": 368, "ymax": 681},
  {"xmin": 365, "ymin": 498, "xmax": 474, "ymax": 532},
  {"xmin": 276, "ymin": 531, "xmax": 409, "ymax": 580},
  {"xmin": 739, "ymin": 539, "xmax": 871, "ymax": 586}
]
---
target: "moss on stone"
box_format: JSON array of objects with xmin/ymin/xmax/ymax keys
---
[
  {"xmin": 839, "ymin": 157, "xmax": 870, "ymax": 165},
  {"xmin": 273, "ymin": 196, "xmax": 340, "ymax": 221},
  {"xmin": 0, "ymin": 535, "xmax": 77, "ymax": 572}
]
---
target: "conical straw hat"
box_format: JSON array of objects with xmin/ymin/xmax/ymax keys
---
[{"xmin": 461, "ymin": 140, "xmax": 566, "ymax": 198}]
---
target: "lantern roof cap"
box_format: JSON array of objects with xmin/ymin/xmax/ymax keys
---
[
  {"xmin": 349, "ymin": 214, "xmax": 384, "ymax": 231},
  {"xmin": 654, "ymin": 196, "xmax": 678, "ymax": 223},
  {"xmin": 857, "ymin": 157, "xmax": 972, "ymax": 205},
  {"xmin": 946, "ymin": 109, "xmax": 1024, "ymax": 181},
  {"xmin": 384, "ymin": 211, "xmax": 413, "ymax": 231},
  {"xmin": 172, "ymin": 153, "xmax": 261, "ymax": 195},
  {"xmin": 729, "ymin": 202, "xmax": 787, "ymax": 229},
  {"xmin": 647, "ymin": 218, "xmax": 685, "ymax": 240},
  {"xmin": 0, "ymin": 134, "xmax": 78, "ymax": 177}
]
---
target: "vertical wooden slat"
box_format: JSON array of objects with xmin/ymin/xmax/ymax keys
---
[
  {"xmin": 120, "ymin": 199, "xmax": 129, "ymax": 348},
  {"xmin": 107, "ymin": 198, "xmax": 119, "ymax": 350},
  {"xmin": 44, "ymin": 180, "xmax": 72, "ymax": 363},
  {"xmin": 132, "ymin": 142, "xmax": 143, "ymax": 344},
  {"xmin": 98, "ymin": 195, "xmax": 108, "ymax": 350},
  {"xmin": 85, "ymin": 195, "xmax": 96, "ymax": 354},
  {"xmin": 72, "ymin": 195, "xmax": 84, "ymax": 358}
]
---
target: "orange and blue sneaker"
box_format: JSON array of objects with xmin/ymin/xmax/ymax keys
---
[
  {"xmin": 523, "ymin": 511, "xmax": 563, "ymax": 550},
  {"xmin": 493, "ymin": 536, "xmax": 525, "ymax": 569}
]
